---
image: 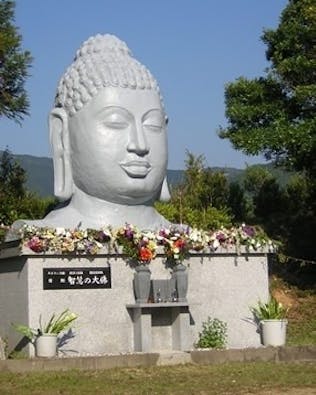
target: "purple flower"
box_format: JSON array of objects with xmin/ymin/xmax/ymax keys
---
[
  {"xmin": 159, "ymin": 229, "xmax": 168, "ymax": 238},
  {"xmin": 242, "ymin": 226, "xmax": 255, "ymax": 237},
  {"xmin": 87, "ymin": 242, "xmax": 95, "ymax": 253},
  {"xmin": 124, "ymin": 227, "xmax": 134, "ymax": 240},
  {"xmin": 139, "ymin": 238, "xmax": 147, "ymax": 247},
  {"xmin": 216, "ymin": 232, "xmax": 226, "ymax": 242},
  {"xmin": 97, "ymin": 231, "xmax": 110, "ymax": 242}
]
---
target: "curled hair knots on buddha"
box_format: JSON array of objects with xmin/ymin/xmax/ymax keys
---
[
  {"xmin": 75, "ymin": 34, "xmax": 131, "ymax": 58},
  {"xmin": 55, "ymin": 34, "xmax": 162, "ymax": 116}
]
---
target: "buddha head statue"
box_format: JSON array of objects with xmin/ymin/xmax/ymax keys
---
[{"xmin": 49, "ymin": 34, "xmax": 170, "ymax": 207}]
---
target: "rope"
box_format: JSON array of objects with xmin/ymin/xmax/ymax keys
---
[{"xmin": 278, "ymin": 253, "xmax": 316, "ymax": 266}]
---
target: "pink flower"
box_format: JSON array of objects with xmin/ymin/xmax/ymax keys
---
[{"xmin": 27, "ymin": 236, "xmax": 45, "ymax": 253}]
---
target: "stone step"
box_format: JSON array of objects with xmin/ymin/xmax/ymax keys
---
[{"xmin": 157, "ymin": 350, "xmax": 192, "ymax": 365}]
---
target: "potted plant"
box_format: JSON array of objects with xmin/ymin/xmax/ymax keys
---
[
  {"xmin": 13, "ymin": 309, "xmax": 78, "ymax": 357},
  {"xmin": 251, "ymin": 297, "xmax": 288, "ymax": 347}
]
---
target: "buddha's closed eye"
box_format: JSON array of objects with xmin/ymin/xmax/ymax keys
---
[
  {"xmin": 142, "ymin": 110, "xmax": 164, "ymax": 132},
  {"xmin": 103, "ymin": 111, "xmax": 130, "ymax": 130}
]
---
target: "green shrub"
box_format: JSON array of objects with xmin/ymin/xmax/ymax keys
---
[
  {"xmin": 155, "ymin": 202, "xmax": 232, "ymax": 230},
  {"xmin": 195, "ymin": 317, "xmax": 227, "ymax": 349}
]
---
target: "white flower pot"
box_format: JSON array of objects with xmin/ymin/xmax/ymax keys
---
[
  {"xmin": 261, "ymin": 319, "xmax": 287, "ymax": 347},
  {"xmin": 35, "ymin": 334, "xmax": 57, "ymax": 357}
]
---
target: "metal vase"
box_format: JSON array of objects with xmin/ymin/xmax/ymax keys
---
[
  {"xmin": 173, "ymin": 262, "xmax": 188, "ymax": 302},
  {"xmin": 133, "ymin": 264, "xmax": 151, "ymax": 303}
]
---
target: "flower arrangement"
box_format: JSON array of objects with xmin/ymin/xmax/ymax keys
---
[
  {"xmin": 17, "ymin": 223, "xmax": 275, "ymax": 261},
  {"xmin": 115, "ymin": 224, "xmax": 157, "ymax": 264},
  {"xmin": 13, "ymin": 309, "xmax": 78, "ymax": 342},
  {"xmin": 22, "ymin": 225, "xmax": 113, "ymax": 255},
  {"xmin": 206, "ymin": 224, "xmax": 271, "ymax": 252},
  {"xmin": 157, "ymin": 226, "xmax": 190, "ymax": 263},
  {"xmin": 188, "ymin": 228, "xmax": 209, "ymax": 251}
]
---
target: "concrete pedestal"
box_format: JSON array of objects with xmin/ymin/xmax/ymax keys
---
[
  {"xmin": 126, "ymin": 303, "xmax": 190, "ymax": 352},
  {"xmin": 0, "ymin": 244, "xmax": 269, "ymax": 356}
]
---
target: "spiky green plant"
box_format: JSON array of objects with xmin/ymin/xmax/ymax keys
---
[
  {"xmin": 251, "ymin": 297, "xmax": 288, "ymax": 320},
  {"xmin": 13, "ymin": 309, "xmax": 78, "ymax": 342}
]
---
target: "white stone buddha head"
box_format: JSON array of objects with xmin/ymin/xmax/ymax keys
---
[{"xmin": 49, "ymin": 34, "xmax": 170, "ymax": 206}]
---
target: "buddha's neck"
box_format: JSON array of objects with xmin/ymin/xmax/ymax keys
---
[{"xmin": 69, "ymin": 186, "xmax": 162, "ymax": 229}]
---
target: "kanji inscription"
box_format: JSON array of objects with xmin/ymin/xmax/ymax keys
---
[{"xmin": 43, "ymin": 267, "xmax": 111, "ymax": 290}]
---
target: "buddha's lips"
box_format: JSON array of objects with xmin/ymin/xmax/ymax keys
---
[{"xmin": 120, "ymin": 161, "xmax": 151, "ymax": 177}]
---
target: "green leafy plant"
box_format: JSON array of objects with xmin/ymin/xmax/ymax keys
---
[
  {"xmin": 195, "ymin": 317, "xmax": 227, "ymax": 349},
  {"xmin": 251, "ymin": 297, "xmax": 288, "ymax": 320},
  {"xmin": 13, "ymin": 309, "xmax": 78, "ymax": 342}
]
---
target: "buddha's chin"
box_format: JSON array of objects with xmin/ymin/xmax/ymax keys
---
[
  {"xmin": 101, "ymin": 186, "xmax": 159, "ymax": 206},
  {"xmin": 110, "ymin": 190, "xmax": 158, "ymax": 206},
  {"xmin": 75, "ymin": 174, "xmax": 163, "ymax": 205}
]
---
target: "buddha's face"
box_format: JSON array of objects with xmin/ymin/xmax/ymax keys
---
[{"xmin": 68, "ymin": 87, "xmax": 168, "ymax": 205}]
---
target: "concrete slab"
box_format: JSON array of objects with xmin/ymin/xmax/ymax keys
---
[
  {"xmin": 0, "ymin": 346, "xmax": 314, "ymax": 373},
  {"xmin": 157, "ymin": 351, "xmax": 191, "ymax": 366}
]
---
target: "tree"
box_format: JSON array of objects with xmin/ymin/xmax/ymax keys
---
[
  {"xmin": 182, "ymin": 151, "xmax": 206, "ymax": 210},
  {"xmin": 0, "ymin": 146, "xmax": 25, "ymax": 197},
  {"xmin": 0, "ymin": 148, "xmax": 56, "ymax": 227},
  {"xmin": 183, "ymin": 151, "xmax": 229, "ymax": 211},
  {"xmin": 253, "ymin": 178, "xmax": 285, "ymax": 229},
  {"xmin": 200, "ymin": 169, "xmax": 229, "ymax": 210},
  {"xmin": 271, "ymin": 174, "xmax": 316, "ymax": 288},
  {"xmin": 242, "ymin": 165, "xmax": 286, "ymax": 232},
  {"xmin": 282, "ymin": 174, "xmax": 316, "ymax": 261},
  {"xmin": 155, "ymin": 151, "xmax": 233, "ymax": 230},
  {"xmin": 243, "ymin": 165, "xmax": 274, "ymax": 197},
  {"xmin": 0, "ymin": 147, "xmax": 26, "ymax": 224},
  {"xmin": 0, "ymin": 0, "xmax": 32, "ymax": 122},
  {"xmin": 219, "ymin": 0, "xmax": 316, "ymax": 177},
  {"xmin": 227, "ymin": 182, "xmax": 249, "ymax": 223}
]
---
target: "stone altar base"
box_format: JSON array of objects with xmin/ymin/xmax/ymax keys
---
[{"xmin": 0, "ymin": 244, "xmax": 269, "ymax": 357}]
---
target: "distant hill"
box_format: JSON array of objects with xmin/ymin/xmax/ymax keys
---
[
  {"xmin": 4, "ymin": 153, "xmax": 291, "ymax": 197},
  {"xmin": 167, "ymin": 167, "xmax": 246, "ymax": 188},
  {"xmin": 10, "ymin": 153, "xmax": 54, "ymax": 197}
]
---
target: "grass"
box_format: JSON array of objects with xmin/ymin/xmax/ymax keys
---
[
  {"xmin": 270, "ymin": 276, "xmax": 316, "ymax": 346},
  {"xmin": 0, "ymin": 362, "xmax": 315, "ymax": 394},
  {"xmin": 287, "ymin": 294, "xmax": 316, "ymax": 346}
]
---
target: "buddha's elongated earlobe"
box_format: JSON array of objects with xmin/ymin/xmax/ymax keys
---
[
  {"xmin": 49, "ymin": 108, "xmax": 73, "ymax": 200},
  {"xmin": 159, "ymin": 176, "xmax": 171, "ymax": 202}
]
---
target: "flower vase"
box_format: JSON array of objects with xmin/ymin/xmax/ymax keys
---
[
  {"xmin": 173, "ymin": 262, "xmax": 188, "ymax": 302},
  {"xmin": 133, "ymin": 264, "xmax": 151, "ymax": 303}
]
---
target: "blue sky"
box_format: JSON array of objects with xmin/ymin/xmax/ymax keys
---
[{"xmin": 1, "ymin": 0, "xmax": 288, "ymax": 169}]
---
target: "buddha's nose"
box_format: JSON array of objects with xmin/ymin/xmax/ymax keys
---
[{"xmin": 127, "ymin": 120, "xmax": 149, "ymax": 155}]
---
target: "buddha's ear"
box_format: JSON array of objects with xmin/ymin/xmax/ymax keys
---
[
  {"xmin": 49, "ymin": 108, "xmax": 73, "ymax": 200},
  {"xmin": 159, "ymin": 176, "xmax": 171, "ymax": 202}
]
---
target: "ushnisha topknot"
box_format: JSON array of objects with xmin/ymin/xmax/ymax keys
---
[{"xmin": 55, "ymin": 34, "xmax": 161, "ymax": 116}]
